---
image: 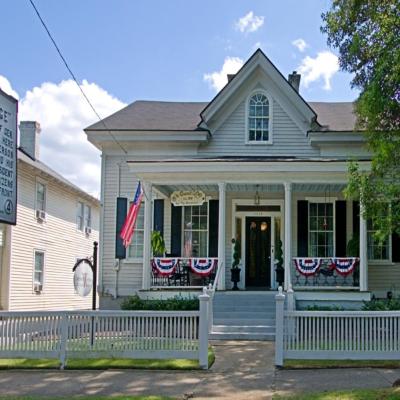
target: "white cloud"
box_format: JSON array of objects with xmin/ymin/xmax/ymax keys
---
[
  {"xmin": 17, "ymin": 79, "xmax": 126, "ymax": 197},
  {"xmin": 292, "ymin": 38, "xmax": 308, "ymax": 52},
  {"xmin": 235, "ymin": 11, "xmax": 264, "ymax": 34},
  {"xmin": 297, "ymin": 51, "xmax": 339, "ymax": 90},
  {"xmin": 0, "ymin": 75, "xmax": 19, "ymax": 99},
  {"xmin": 203, "ymin": 57, "xmax": 244, "ymax": 92}
]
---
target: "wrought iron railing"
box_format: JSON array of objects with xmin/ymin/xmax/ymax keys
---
[
  {"xmin": 151, "ymin": 257, "xmax": 218, "ymax": 288},
  {"xmin": 292, "ymin": 257, "xmax": 359, "ymax": 288}
]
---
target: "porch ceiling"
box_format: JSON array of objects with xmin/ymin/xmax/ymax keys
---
[{"xmin": 154, "ymin": 182, "xmax": 347, "ymax": 196}]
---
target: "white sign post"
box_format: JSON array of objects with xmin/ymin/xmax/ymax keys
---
[{"xmin": 0, "ymin": 89, "xmax": 17, "ymax": 225}]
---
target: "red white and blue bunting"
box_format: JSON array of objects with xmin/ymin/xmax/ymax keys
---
[
  {"xmin": 190, "ymin": 258, "xmax": 216, "ymax": 276},
  {"xmin": 294, "ymin": 258, "xmax": 322, "ymax": 276},
  {"xmin": 152, "ymin": 258, "xmax": 179, "ymax": 276},
  {"xmin": 330, "ymin": 257, "xmax": 358, "ymax": 276}
]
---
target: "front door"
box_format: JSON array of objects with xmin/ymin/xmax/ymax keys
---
[{"xmin": 245, "ymin": 217, "xmax": 271, "ymax": 288}]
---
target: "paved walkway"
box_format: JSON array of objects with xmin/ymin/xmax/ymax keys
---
[{"xmin": 0, "ymin": 341, "xmax": 398, "ymax": 399}]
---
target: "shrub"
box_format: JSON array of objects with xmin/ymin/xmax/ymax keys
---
[
  {"xmin": 362, "ymin": 297, "xmax": 400, "ymax": 311},
  {"xmin": 120, "ymin": 295, "xmax": 199, "ymax": 311},
  {"xmin": 305, "ymin": 304, "xmax": 345, "ymax": 311}
]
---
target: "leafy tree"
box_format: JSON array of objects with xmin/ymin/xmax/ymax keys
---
[{"xmin": 321, "ymin": 0, "xmax": 400, "ymax": 240}]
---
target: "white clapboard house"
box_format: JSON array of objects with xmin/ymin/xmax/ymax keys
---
[
  {"xmin": 85, "ymin": 49, "xmax": 399, "ymax": 338},
  {"xmin": 0, "ymin": 120, "xmax": 100, "ymax": 311}
]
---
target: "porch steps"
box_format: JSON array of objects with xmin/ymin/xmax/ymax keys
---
[{"xmin": 209, "ymin": 291, "xmax": 276, "ymax": 341}]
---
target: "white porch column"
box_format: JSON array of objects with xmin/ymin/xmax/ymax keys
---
[
  {"xmin": 284, "ymin": 182, "xmax": 292, "ymax": 291},
  {"xmin": 218, "ymin": 182, "xmax": 226, "ymax": 290},
  {"xmin": 359, "ymin": 200, "xmax": 368, "ymax": 291},
  {"xmin": 142, "ymin": 181, "xmax": 153, "ymax": 290}
]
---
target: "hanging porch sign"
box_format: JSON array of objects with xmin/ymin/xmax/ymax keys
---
[
  {"xmin": 190, "ymin": 258, "xmax": 216, "ymax": 276},
  {"xmin": 293, "ymin": 258, "xmax": 322, "ymax": 276},
  {"xmin": 73, "ymin": 259, "xmax": 93, "ymax": 297},
  {"xmin": 152, "ymin": 258, "xmax": 179, "ymax": 276},
  {"xmin": 171, "ymin": 190, "xmax": 205, "ymax": 207},
  {"xmin": 330, "ymin": 257, "xmax": 358, "ymax": 276}
]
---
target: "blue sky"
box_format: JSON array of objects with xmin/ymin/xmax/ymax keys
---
[{"xmin": 0, "ymin": 0, "xmax": 359, "ymax": 195}]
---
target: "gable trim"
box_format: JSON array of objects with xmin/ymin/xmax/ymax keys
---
[{"xmin": 200, "ymin": 49, "xmax": 319, "ymax": 129}]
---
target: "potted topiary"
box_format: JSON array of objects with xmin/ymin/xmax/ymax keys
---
[
  {"xmin": 275, "ymin": 239, "xmax": 284, "ymax": 287},
  {"xmin": 231, "ymin": 237, "xmax": 241, "ymax": 290},
  {"xmin": 151, "ymin": 231, "xmax": 166, "ymax": 257}
]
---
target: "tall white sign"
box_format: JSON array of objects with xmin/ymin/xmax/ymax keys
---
[{"xmin": 0, "ymin": 89, "xmax": 17, "ymax": 225}]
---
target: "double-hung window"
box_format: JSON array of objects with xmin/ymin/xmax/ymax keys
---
[
  {"xmin": 36, "ymin": 182, "xmax": 46, "ymax": 212},
  {"xmin": 183, "ymin": 203, "xmax": 208, "ymax": 257},
  {"xmin": 367, "ymin": 220, "xmax": 390, "ymax": 261},
  {"xmin": 128, "ymin": 203, "xmax": 145, "ymax": 259},
  {"xmin": 77, "ymin": 202, "xmax": 84, "ymax": 231},
  {"xmin": 247, "ymin": 92, "xmax": 271, "ymax": 143},
  {"xmin": 33, "ymin": 251, "xmax": 44, "ymax": 292},
  {"xmin": 309, "ymin": 202, "xmax": 334, "ymax": 257},
  {"xmin": 84, "ymin": 205, "xmax": 91, "ymax": 229}
]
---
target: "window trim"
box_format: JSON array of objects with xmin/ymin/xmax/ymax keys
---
[
  {"xmin": 35, "ymin": 178, "xmax": 47, "ymax": 213},
  {"xmin": 76, "ymin": 200, "xmax": 85, "ymax": 232},
  {"xmin": 245, "ymin": 89, "xmax": 273, "ymax": 145},
  {"xmin": 307, "ymin": 199, "xmax": 336, "ymax": 258},
  {"xmin": 33, "ymin": 249, "xmax": 45, "ymax": 293}
]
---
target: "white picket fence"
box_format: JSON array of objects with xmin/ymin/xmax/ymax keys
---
[
  {"xmin": 275, "ymin": 290, "xmax": 400, "ymax": 366},
  {"xmin": 0, "ymin": 291, "xmax": 210, "ymax": 369}
]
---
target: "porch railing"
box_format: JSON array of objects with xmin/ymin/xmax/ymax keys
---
[
  {"xmin": 292, "ymin": 257, "xmax": 359, "ymax": 289},
  {"xmin": 151, "ymin": 257, "xmax": 218, "ymax": 288}
]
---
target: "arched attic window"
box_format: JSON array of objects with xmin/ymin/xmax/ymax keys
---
[{"xmin": 247, "ymin": 92, "xmax": 272, "ymax": 144}]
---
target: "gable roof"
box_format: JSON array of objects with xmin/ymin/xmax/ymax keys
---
[
  {"xmin": 18, "ymin": 149, "xmax": 100, "ymax": 204},
  {"xmin": 85, "ymin": 100, "xmax": 357, "ymax": 132},
  {"xmin": 86, "ymin": 101, "xmax": 208, "ymax": 131},
  {"xmin": 200, "ymin": 49, "xmax": 318, "ymax": 127}
]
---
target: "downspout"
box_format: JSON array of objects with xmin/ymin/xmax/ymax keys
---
[
  {"xmin": 113, "ymin": 161, "xmax": 122, "ymax": 299},
  {"xmin": 98, "ymin": 153, "xmax": 105, "ymax": 295}
]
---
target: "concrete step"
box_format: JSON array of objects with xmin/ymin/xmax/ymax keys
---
[
  {"xmin": 209, "ymin": 331, "xmax": 275, "ymax": 341},
  {"xmin": 213, "ymin": 304, "xmax": 276, "ymax": 311},
  {"xmin": 214, "ymin": 318, "xmax": 275, "ymax": 326},
  {"xmin": 212, "ymin": 325, "xmax": 275, "ymax": 333},
  {"xmin": 213, "ymin": 311, "xmax": 276, "ymax": 319}
]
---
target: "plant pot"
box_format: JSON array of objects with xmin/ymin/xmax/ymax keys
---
[
  {"xmin": 231, "ymin": 268, "xmax": 241, "ymax": 290},
  {"xmin": 275, "ymin": 266, "xmax": 284, "ymax": 287}
]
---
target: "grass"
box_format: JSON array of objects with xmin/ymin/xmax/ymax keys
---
[
  {"xmin": 283, "ymin": 359, "xmax": 400, "ymax": 369},
  {"xmin": 0, "ymin": 347, "xmax": 215, "ymax": 370},
  {"xmin": 273, "ymin": 387, "xmax": 400, "ymax": 400},
  {"xmin": 0, "ymin": 397, "xmax": 173, "ymax": 400}
]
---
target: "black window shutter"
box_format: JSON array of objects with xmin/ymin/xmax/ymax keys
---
[
  {"xmin": 208, "ymin": 200, "xmax": 219, "ymax": 257},
  {"xmin": 352, "ymin": 201, "xmax": 360, "ymax": 240},
  {"xmin": 153, "ymin": 199, "xmax": 164, "ymax": 236},
  {"xmin": 297, "ymin": 200, "xmax": 308, "ymax": 257},
  {"xmin": 335, "ymin": 200, "xmax": 347, "ymax": 257},
  {"xmin": 115, "ymin": 197, "xmax": 127, "ymax": 259},
  {"xmin": 392, "ymin": 232, "xmax": 400, "ymax": 262},
  {"xmin": 170, "ymin": 204, "xmax": 182, "ymax": 257}
]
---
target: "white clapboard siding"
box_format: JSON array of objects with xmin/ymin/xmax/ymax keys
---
[
  {"xmin": 7, "ymin": 163, "xmax": 99, "ymax": 311},
  {"xmin": 199, "ymin": 100, "xmax": 320, "ymax": 157}
]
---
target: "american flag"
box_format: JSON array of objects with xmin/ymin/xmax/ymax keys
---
[{"xmin": 120, "ymin": 182, "xmax": 144, "ymax": 248}]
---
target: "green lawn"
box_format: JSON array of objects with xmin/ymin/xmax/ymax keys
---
[
  {"xmin": 273, "ymin": 387, "xmax": 400, "ymax": 399},
  {"xmin": 0, "ymin": 347, "xmax": 215, "ymax": 370},
  {"xmin": 283, "ymin": 359, "xmax": 400, "ymax": 369},
  {"xmin": 0, "ymin": 397, "xmax": 173, "ymax": 400}
]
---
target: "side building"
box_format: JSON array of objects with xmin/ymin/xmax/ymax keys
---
[{"xmin": 0, "ymin": 121, "xmax": 100, "ymax": 311}]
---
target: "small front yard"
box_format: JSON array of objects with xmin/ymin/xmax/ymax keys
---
[
  {"xmin": 273, "ymin": 387, "xmax": 400, "ymax": 400},
  {"xmin": 0, "ymin": 347, "xmax": 215, "ymax": 370}
]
